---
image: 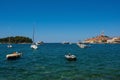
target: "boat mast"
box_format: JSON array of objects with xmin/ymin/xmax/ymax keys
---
[
  {"xmin": 32, "ymin": 24, "xmax": 36, "ymax": 43},
  {"xmin": 8, "ymin": 36, "xmax": 11, "ymax": 44}
]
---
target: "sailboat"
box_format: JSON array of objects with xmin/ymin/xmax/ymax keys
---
[
  {"xmin": 7, "ymin": 37, "xmax": 12, "ymax": 48},
  {"xmin": 30, "ymin": 25, "xmax": 38, "ymax": 49}
]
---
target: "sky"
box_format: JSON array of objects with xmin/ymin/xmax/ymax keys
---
[{"xmin": 0, "ymin": 0, "xmax": 120, "ymax": 42}]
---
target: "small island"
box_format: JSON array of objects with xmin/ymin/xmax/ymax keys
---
[{"xmin": 0, "ymin": 36, "xmax": 32, "ymax": 44}]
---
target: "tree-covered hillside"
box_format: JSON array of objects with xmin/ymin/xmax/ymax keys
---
[{"xmin": 0, "ymin": 36, "xmax": 32, "ymax": 43}]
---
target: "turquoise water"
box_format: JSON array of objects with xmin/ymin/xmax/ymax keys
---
[{"xmin": 0, "ymin": 44, "xmax": 120, "ymax": 80}]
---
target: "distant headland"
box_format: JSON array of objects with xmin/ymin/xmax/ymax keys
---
[
  {"xmin": 0, "ymin": 36, "xmax": 32, "ymax": 44},
  {"xmin": 84, "ymin": 32, "xmax": 120, "ymax": 44}
]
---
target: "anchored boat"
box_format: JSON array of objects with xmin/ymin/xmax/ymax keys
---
[
  {"xmin": 7, "ymin": 37, "xmax": 12, "ymax": 48},
  {"xmin": 30, "ymin": 25, "xmax": 38, "ymax": 49},
  {"xmin": 6, "ymin": 52, "xmax": 22, "ymax": 60},
  {"xmin": 65, "ymin": 53, "xmax": 76, "ymax": 61}
]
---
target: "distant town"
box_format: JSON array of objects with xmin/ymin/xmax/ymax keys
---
[{"xmin": 84, "ymin": 32, "xmax": 120, "ymax": 44}]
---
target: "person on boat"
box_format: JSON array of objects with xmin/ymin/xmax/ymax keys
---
[
  {"xmin": 68, "ymin": 53, "xmax": 71, "ymax": 56},
  {"xmin": 13, "ymin": 52, "xmax": 17, "ymax": 54}
]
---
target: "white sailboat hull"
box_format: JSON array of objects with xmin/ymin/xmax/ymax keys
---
[
  {"xmin": 7, "ymin": 45, "xmax": 12, "ymax": 48},
  {"xmin": 31, "ymin": 44, "xmax": 38, "ymax": 49}
]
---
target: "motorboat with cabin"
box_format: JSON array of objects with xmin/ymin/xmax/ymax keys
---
[
  {"xmin": 77, "ymin": 42, "xmax": 88, "ymax": 48},
  {"xmin": 36, "ymin": 41, "xmax": 44, "ymax": 45},
  {"xmin": 62, "ymin": 41, "xmax": 70, "ymax": 44}
]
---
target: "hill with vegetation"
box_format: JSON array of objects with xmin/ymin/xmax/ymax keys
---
[{"xmin": 0, "ymin": 36, "xmax": 32, "ymax": 44}]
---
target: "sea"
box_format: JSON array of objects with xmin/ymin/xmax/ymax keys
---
[{"xmin": 0, "ymin": 43, "xmax": 120, "ymax": 80}]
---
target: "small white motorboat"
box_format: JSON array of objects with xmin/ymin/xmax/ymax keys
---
[
  {"xmin": 65, "ymin": 53, "xmax": 76, "ymax": 61},
  {"xmin": 77, "ymin": 43, "xmax": 88, "ymax": 48},
  {"xmin": 37, "ymin": 41, "xmax": 44, "ymax": 45},
  {"xmin": 6, "ymin": 52, "xmax": 22, "ymax": 60},
  {"xmin": 62, "ymin": 41, "xmax": 70, "ymax": 44}
]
